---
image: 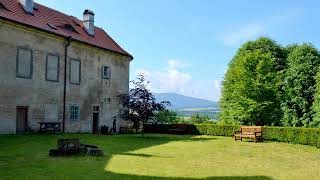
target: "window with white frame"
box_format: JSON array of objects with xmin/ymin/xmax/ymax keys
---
[
  {"xmin": 102, "ymin": 66, "xmax": 110, "ymax": 79},
  {"xmin": 70, "ymin": 105, "xmax": 80, "ymax": 121},
  {"xmin": 16, "ymin": 47, "xmax": 33, "ymax": 78}
]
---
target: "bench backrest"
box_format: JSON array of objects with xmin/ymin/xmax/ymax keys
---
[{"xmin": 241, "ymin": 126, "xmax": 261, "ymax": 134}]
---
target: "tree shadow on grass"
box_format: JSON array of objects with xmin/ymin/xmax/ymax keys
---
[
  {"xmin": 0, "ymin": 134, "xmax": 273, "ymax": 180},
  {"xmin": 104, "ymin": 172, "xmax": 273, "ymax": 180},
  {"xmin": 98, "ymin": 134, "xmax": 272, "ymax": 180},
  {"xmin": 119, "ymin": 152, "xmax": 171, "ymax": 158}
]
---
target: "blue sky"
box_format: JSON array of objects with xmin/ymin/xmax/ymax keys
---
[{"xmin": 37, "ymin": 0, "xmax": 320, "ymax": 101}]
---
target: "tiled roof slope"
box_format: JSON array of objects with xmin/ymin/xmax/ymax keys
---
[{"xmin": 0, "ymin": 0, "xmax": 132, "ymax": 59}]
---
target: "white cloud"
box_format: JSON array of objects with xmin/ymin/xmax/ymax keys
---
[
  {"xmin": 222, "ymin": 24, "xmax": 265, "ymax": 46},
  {"xmin": 134, "ymin": 60, "xmax": 222, "ymax": 101},
  {"xmin": 221, "ymin": 9, "xmax": 303, "ymax": 47},
  {"xmin": 167, "ymin": 59, "xmax": 191, "ymax": 69},
  {"xmin": 135, "ymin": 60, "xmax": 192, "ymax": 93},
  {"xmin": 214, "ymin": 80, "xmax": 222, "ymax": 100}
]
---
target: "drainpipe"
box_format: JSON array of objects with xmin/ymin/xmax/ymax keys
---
[{"xmin": 62, "ymin": 36, "xmax": 72, "ymax": 133}]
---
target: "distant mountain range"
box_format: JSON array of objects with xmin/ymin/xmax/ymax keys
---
[{"xmin": 154, "ymin": 93, "xmax": 219, "ymax": 110}]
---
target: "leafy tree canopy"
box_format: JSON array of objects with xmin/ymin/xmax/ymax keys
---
[
  {"xmin": 282, "ymin": 44, "xmax": 320, "ymax": 127},
  {"xmin": 219, "ymin": 37, "xmax": 286, "ymax": 126},
  {"xmin": 312, "ymin": 71, "xmax": 320, "ymax": 127}
]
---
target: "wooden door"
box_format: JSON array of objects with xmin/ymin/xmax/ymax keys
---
[
  {"xmin": 16, "ymin": 107, "xmax": 28, "ymax": 133},
  {"xmin": 92, "ymin": 113, "xmax": 99, "ymax": 134}
]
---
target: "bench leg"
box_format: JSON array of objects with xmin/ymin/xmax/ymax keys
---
[{"xmin": 241, "ymin": 137, "xmax": 242, "ymax": 141}]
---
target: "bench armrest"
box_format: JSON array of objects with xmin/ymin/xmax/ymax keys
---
[
  {"xmin": 254, "ymin": 132, "xmax": 262, "ymax": 136},
  {"xmin": 234, "ymin": 131, "xmax": 241, "ymax": 135}
]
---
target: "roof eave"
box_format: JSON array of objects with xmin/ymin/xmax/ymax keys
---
[{"xmin": 0, "ymin": 16, "xmax": 134, "ymax": 60}]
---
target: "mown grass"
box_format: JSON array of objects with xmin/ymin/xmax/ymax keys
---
[{"xmin": 0, "ymin": 134, "xmax": 319, "ymax": 180}]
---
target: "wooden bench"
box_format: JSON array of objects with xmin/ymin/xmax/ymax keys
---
[
  {"xmin": 39, "ymin": 122, "xmax": 61, "ymax": 133},
  {"xmin": 234, "ymin": 126, "xmax": 262, "ymax": 143}
]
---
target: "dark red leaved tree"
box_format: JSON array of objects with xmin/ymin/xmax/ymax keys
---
[{"xmin": 119, "ymin": 74, "xmax": 170, "ymax": 136}]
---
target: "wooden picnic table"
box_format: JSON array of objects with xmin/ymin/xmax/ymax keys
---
[{"xmin": 38, "ymin": 122, "xmax": 62, "ymax": 133}]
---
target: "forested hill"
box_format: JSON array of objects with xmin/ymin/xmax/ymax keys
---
[{"xmin": 154, "ymin": 93, "xmax": 219, "ymax": 110}]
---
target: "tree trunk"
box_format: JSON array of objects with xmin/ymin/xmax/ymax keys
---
[{"xmin": 141, "ymin": 121, "xmax": 144, "ymax": 137}]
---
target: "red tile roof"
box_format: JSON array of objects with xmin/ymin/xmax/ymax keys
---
[{"xmin": 0, "ymin": 0, "xmax": 133, "ymax": 59}]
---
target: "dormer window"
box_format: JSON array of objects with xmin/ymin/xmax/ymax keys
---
[
  {"xmin": 47, "ymin": 23, "xmax": 58, "ymax": 30},
  {"xmin": 56, "ymin": 24, "xmax": 78, "ymax": 34}
]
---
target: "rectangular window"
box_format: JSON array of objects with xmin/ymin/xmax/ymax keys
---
[
  {"xmin": 102, "ymin": 66, "xmax": 110, "ymax": 79},
  {"xmin": 46, "ymin": 54, "xmax": 60, "ymax": 82},
  {"xmin": 16, "ymin": 47, "xmax": 33, "ymax": 78},
  {"xmin": 70, "ymin": 105, "xmax": 80, "ymax": 121},
  {"xmin": 70, "ymin": 59, "xmax": 81, "ymax": 84},
  {"xmin": 92, "ymin": 106, "xmax": 100, "ymax": 112}
]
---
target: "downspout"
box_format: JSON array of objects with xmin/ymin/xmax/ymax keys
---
[{"xmin": 62, "ymin": 36, "xmax": 72, "ymax": 133}]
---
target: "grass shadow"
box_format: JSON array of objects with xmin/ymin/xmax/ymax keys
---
[
  {"xmin": 104, "ymin": 172, "xmax": 273, "ymax": 180},
  {"xmin": 119, "ymin": 152, "xmax": 171, "ymax": 158},
  {"xmin": 0, "ymin": 133, "xmax": 273, "ymax": 180}
]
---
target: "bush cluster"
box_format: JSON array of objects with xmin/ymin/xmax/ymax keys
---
[
  {"xmin": 144, "ymin": 124, "xmax": 320, "ymax": 148},
  {"xmin": 220, "ymin": 37, "xmax": 320, "ymax": 127}
]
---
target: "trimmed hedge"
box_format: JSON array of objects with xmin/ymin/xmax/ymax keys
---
[
  {"xmin": 262, "ymin": 126, "xmax": 320, "ymax": 148},
  {"xmin": 144, "ymin": 124, "xmax": 320, "ymax": 148},
  {"xmin": 145, "ymin": 124, "xmax": 242, "ymax": 136}
]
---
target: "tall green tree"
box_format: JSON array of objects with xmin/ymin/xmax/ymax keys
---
[
  {"xmin": 282, "ymin": 44, "xmax": 320, "ymax": 127},
  {"xmin": 311, "ymin": 72, "xmax": 320, "ymax": 127},
  {"xmin": 219, "ymin": 37, "xmax": 286, "ymax": 125}
]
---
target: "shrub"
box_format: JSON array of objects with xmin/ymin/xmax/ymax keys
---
[
  {"xmin": 190, "ymin": 114, "xmax": 211, "ymax": 124},
  {"xmin": 262, "ymin": 126, "xmax": 320, "ymax": 147},
  {"xmin": 144, "ymin": 124, "xmax": 320, "ymax": 148},
  {"xmin": 153, "ymin": 110, "xmax": 179, "ymax": 124}
]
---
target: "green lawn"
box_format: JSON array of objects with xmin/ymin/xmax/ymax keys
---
[{"xmin": 0, "ymin": 134, "xmax": 319, "ymax": 180}]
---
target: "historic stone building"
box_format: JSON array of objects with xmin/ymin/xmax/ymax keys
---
[{"xmin": 0, "ymin": 0, "xmax": 133, "ymax": 134}]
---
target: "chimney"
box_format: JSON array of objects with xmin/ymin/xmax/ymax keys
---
[
  {"xmin": 19, "ymin": 0, "xmax": 34, "ymax": 14},
  {"xmin": 83, "ymin": 9, "xmax": 95, "ymax": 36}
]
